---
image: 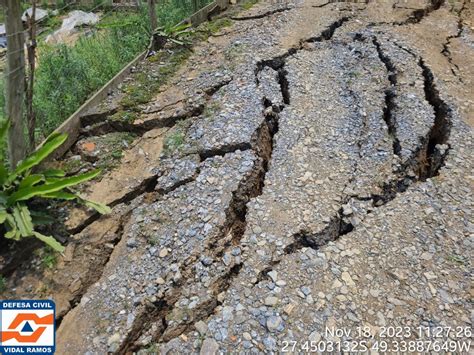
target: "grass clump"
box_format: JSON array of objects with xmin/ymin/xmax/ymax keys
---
[
  {"xmin": 163, "ymin": 130, "xmax": 185, "ymax": 155},
  {"xmin": 242, "ymin": 0, "xmax": 259, "ymax": 10},
  {"xmin": 34, "ymin": 10, "xmax": 150, "ymax": 137},
  {"xmin": 119, "ymin": 47, "xmax": 192, "ymax": 111},
  {"xmin": 36, "ymin": 247, "xmax": 58, "ymax": 269}
]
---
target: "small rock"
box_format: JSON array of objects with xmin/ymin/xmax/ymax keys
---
[
  {"xmin": 264, "ymin": 296, "xmax": 278, "ymax": 306},
  {"xmin": 195, "ymin": 321, "xmax": 208, "ymax": 335},
  {"xmin": 268, "ymin": 270, "xmax": 278, "ymax": 282},
  {"xmin": 159, "ymin": 249, "xmax": 169, "ymax": 258},
  {"xmin": 342, "ymin": 205, "xmax": 353, "ymax": 216},
  {"xmin": 107, "ymin": 333, "xmax": 120, "ymax": 346},
  {"xmin": 301, "ymin": 286, "xmax": 311, "ymax": 295},
  {"xmin": 266, "ymin": 315, "xmax": 282, "ymax": 332},
  {"xmin": 200, "ymin": 338, "xmax": 219, "ymax": 355},
  {"xmin": 309, "ymin": 331, "xmax": 321, "ymax": 343},
  {"xmin": 341, "ymin": 272, "xmax": 355, "ymax": 286},
  {"xmin": 243, "ymin": 332, "xmax": 252, "ymax": 341},
  {"xmin": 126, "ymin": 238, "xmax": 137, "ymax": 248}
]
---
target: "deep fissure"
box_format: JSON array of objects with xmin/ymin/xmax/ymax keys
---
[
  {"xmin": 441, "ymin": 0, "xmax": 466, "ymax": 81},
  {"xmin": 372, "ymin": 37, "xmax": 402, "ymax": 157},
  {"xmin": 394, "ymin": 0, "xmax": 445, "ymax": 25},
  {"xmin": 231, "ymin": 7, "xmax": 292, "ymax": 21}
]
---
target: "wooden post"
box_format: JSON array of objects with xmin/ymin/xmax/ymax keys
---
[
  {"xmin": 4, "ymin": 0, "xmax": 27, "ymax": 167},
  {"xmin": 148, "ymin": 0, "xmax": 166, "ymax": 50},
  {"xmin": 26, "ymin": 0, "xmax": 38, "ymax": 149},
  {"xmin": 148, "ymin": 0, "xmax": 158, "ymax": 32}
]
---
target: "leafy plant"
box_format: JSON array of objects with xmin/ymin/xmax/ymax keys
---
[
  {"xmin": 39, "ymin": 247, "xmax": 57, "ymax": 269},
  {"xmin": 0, "ymin": 122, "xmax": 111, "ymax": 252},
  {"xmin": 155, "ymin": 23, "xmax": 193, "ymax": 46}
]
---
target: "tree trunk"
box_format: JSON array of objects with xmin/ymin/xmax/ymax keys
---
[{"xmin": 4, "ymin": 0, "xmax": 27, "ymax": 167}]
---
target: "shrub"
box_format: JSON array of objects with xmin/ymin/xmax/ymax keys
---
[{"xmin": 0, "ymin": 121, "xmax": 110, "ymax": 252}]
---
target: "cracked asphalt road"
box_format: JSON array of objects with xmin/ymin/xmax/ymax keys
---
[{"xmin": 13, "ymin": 0, "xmax": 474, "ymax": 353}]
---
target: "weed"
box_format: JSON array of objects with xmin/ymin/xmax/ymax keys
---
[
  {"xmin": 95, "ymin": 132, "xmax": 137, "ymax": 170},
  {"xmin": 196, "ymin": 17, "xmax": 233, "ymax": 40},
  {"xmin": 203, "ymin": 101, "xmax": 221, "ymax": 117},
  {"xmin": 446, "ymin": 254, "xmax": 466, "ymax": 265},
  {"xmin": 224, "ymin": 43, "xmax": 247, "ymax": 63},
  {"xmin": 163, "ymin": 131, "xmax": 185, "ymax": 155},
  {"xmin": 39, "ymin": 247, "xmax": 58, "ymax": 269},
  {"xmin": 142, "ymin": 344, "xmax": 159, "ymax": 354},
  {"xmin": 242, "ymin": 0, "xmax": 259, "ymax": 11},
  {"xmin": 119, "ymin": 48, "xmax": 191, "ymax": 111}
]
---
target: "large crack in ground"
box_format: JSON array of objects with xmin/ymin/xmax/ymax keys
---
[
  {"xmin": 372, "ymin": 36, "xmax": 402, "ymax": 157},
  {"xmin": 231, "ymin": 7, "xmax": 292, "ymax": 21},
  {"xmin": 395, "ymin": 0, "xmax": 445, "ymax": 25},
  {"xmin": 369, "ymin": 0, "xmax": 445, "ymax": 27},
  {"xmin": 55, "ymin": 208, "xmax": 134, "ymax": 327},
  {"xmin": 441, "ymin": 0, "xmax": 466, "ymax": 81},
  {"xmin": 256, "ymin": 35, "xmax": 453, "ymax": 286},
  {"xmin": 54, "ymin": 10, "xmax": 457, "ymax": 352},
  {"xmin": 66, "ymin": 76, "xmax": 235, "ymax": 236},
  {"xmin": 118, "ymin": 105, "xmax": 276, "ymax": 354},
  {"xmin": 119, "ymin": 16, "xmax": 351, "ymax": 354}
]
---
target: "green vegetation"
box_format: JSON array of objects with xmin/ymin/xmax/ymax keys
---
[
  {"xmin": 0, "ymin": 123, "xmax": 110, "ymax": 252},
  {"xmin": 446, "ymin": 254, "xmax": 467, "ymax": 266},
  {"xmin": 94, "ymin": 132, "xmax": 137, "ymax": 171},
  {"xmin": 34, "ymin": 9, "xmax": 150, "ymax": 137},
  {"xmin": 242, "ymin": 0, "xmax": 259, "ymax": 10},
  {"xmin": 194, "ymin": 17, "xmax": 233, "ymax": 41},
  {"xmin": 38, "ymin": 246, "xmax": 58, "ymax": 269},
  {"xmin": 163, "ymin": 130, "xmax": 185, "ymax": 155},
  {"xmin": 2, "ymin": 0, "xmax": 215, "ymax": 139},
  {"xmin": 119, "ymin": 47, "xmax": 191, "ymax": 111}
]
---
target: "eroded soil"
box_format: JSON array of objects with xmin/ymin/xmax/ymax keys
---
[{"xmin": 2, "ymin": 0, "xmax": 473, "ymax": 354}]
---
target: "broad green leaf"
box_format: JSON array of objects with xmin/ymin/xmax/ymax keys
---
[
  {"xmin": 0, "ymin": 192, "xmax": 7, "ymax": 205},
  {"xmin": 33, "ymin": 232, "xmax": 65, "ymax": 253},
  {"xmin": 4, "ymin": 215, "xmax": 19, "ymax": 240},
  {"xmin": 19, "ymin": 174, "xmax": 44, "ymax": 189},
  {"xmin": 44, "ymin": 177, "xmax": 64, "ymax": 184},
  {"xmin": 82, "ymin": 199, "xmax": 111, "ymax": 214},
  {"xmin": 169, "ymin": 38, "xmax": 185, "ymax": 45},
  {"xmin": 12, "ymin": 133, "xmax": 67, "ymax": 178},
  {"xmin": 0, "ymin": 208, "xmax": 7, "ymax": 224},
  {"xmin": 0, "ymin": 162, "xmax": 8, "ymax": 186},
  {"xmin": 12, "ymin": 204, "xmax": 34, "ymax": 237},
  {"xmin": 0, "ymin": 120, "xmax": 9, "ymax": 142},
  {"xmin": 43, "ymin": 169, "xmax": 66, "ymax": 178},
  {"xmin": 5, "ymin": 229, "xmax": 19, "ymax": 239},
  {"xmin": 7, "ymin": 169, "xmax": 100, "ymax": 205},
  {"xmin": 0, "ymin": 120, "xmax": 9, "ymax": 163},
  {"xmin": 172, "ymin": 23, "xmax": 191, "ymax": 32},
  {"xmin": 41, "ymin": 191, "xmax": 78, "ymax": 200}
]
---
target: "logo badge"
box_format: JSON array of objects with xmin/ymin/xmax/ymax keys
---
[{"xmin": 0, "ymin": 300, "xmax": 55, "ymax": 354}]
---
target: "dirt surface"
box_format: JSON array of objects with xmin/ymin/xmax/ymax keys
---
[{"xmin": 2, "ymin": 0, "xmax": 473, "ymax": 354}]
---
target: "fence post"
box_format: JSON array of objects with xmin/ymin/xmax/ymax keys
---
[
  {"xmin": 4, "ymin": 0, "xmax": 27, "ymax": 167},
  {"xmin": 148, "ymin": 0, "xmax": 166, "ymax": 50},
  {"xmin": 148, "ymin": 0, "xmax": 158, "ymax": 31},
  {"xmin": 26, "ymin": 0, "xmax": 38, "ymax": 150}
]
